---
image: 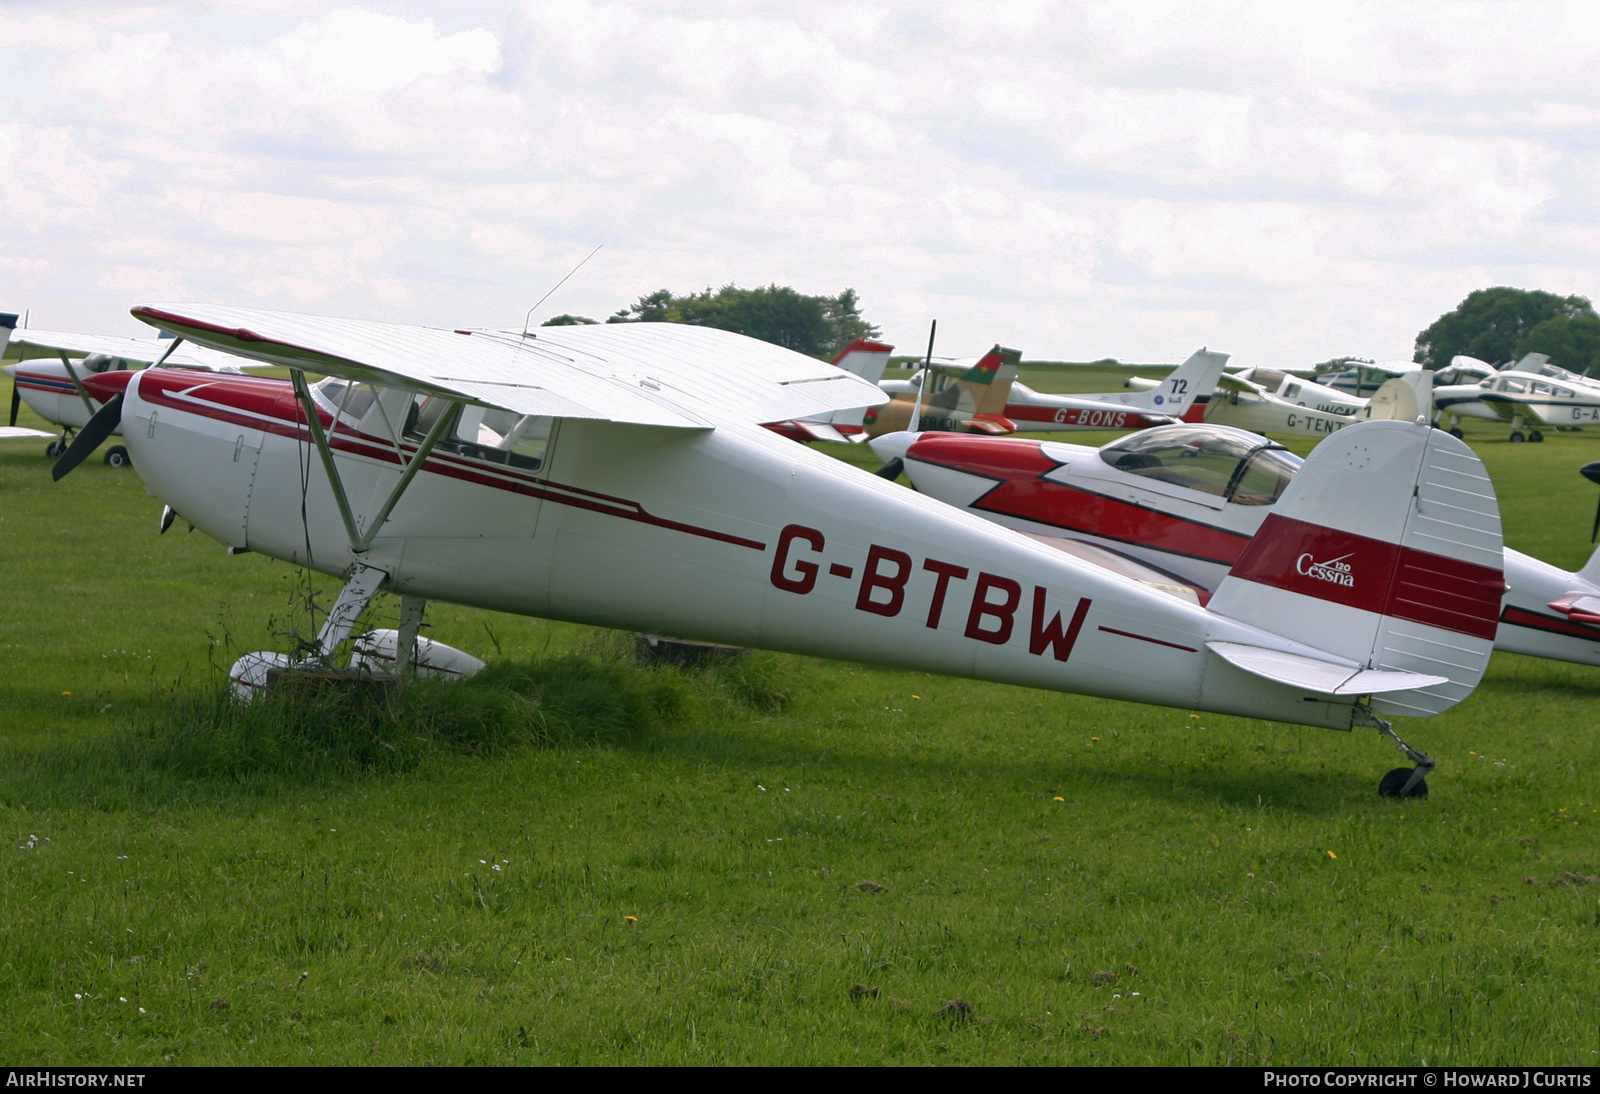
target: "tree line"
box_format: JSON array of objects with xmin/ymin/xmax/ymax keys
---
[
  {"xmin": 543, "ymin": 284, "xmax": 880, "ymax": 358},
  {"xmin": 1414, "ymin": 287, "xmax": 1600, "ymax": 375}
]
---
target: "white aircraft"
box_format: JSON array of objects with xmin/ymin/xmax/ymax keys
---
[
  {"xmin": 0, "ymin": 313, "xmax": 55, "ymax": 442},
  {"xmin": 1433, "ymin": 353, "xmax": 1600, "ymax": 442},
  {"xmin": 763, "ymin": 337, "xmax": 894, "ymax": 443},
  {"xmin": 870, "ymin": 422, "xmax": 1600, "ymax": 698},
  {"xmin": 5, "ymin": 325, "xmax": 251, "ymax": 462},
  {"xmin": 56, "ymin": 303, "xmax": 1507, "ymax": 798},
  {"xmin": 994, "ymin": 348, "xmax": 1229, "ymax": 433}
]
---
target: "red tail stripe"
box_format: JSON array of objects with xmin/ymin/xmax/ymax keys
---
[{"xmin": 1228, "ymin": 514, "xmax": 1501, "ymax": 640}]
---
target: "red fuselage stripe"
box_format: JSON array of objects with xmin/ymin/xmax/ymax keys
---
[
  {"xmin": 1499, "ymin": 605, "xmax": 1600, "ymax": 642},
  {"xmin": 132, "ymin": 371, "xmax": 767, "ymax": 553},
  {"xmin": 1096, "ymin": 626, "xmax": 1198, "ymax": 653}
]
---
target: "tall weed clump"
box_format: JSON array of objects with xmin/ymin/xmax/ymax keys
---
[{"xmin": 124, "ymin": 655, "xmax": 694, "ymax": 780}]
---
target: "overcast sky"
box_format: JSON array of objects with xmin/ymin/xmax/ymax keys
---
[{"xmin": 2, "ymin": 1, "xmax": 1597, "ymax": 365}]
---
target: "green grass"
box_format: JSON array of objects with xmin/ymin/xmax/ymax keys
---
[{"xmin": 2, "ymin": 377, "xmax": 1600, "ymax": 1065}]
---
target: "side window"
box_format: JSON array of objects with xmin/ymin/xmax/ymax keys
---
[
  {"xmin": 1285, "ymin": 382, "xmax": 1301, "ymax": 398},
  {"xmin": 318, "ymin": 378, "xmax": 377, "ymax": 422},
  {"xmin": 405, "ymin": 398, "xmax": 551, "ymax": 471}
]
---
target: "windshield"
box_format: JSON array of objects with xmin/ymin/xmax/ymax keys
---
[{"xmin": 1100, "ymin": 425, "xmax": 1302, "ymax": 504}]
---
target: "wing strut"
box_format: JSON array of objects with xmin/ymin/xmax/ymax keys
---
[
  {"xmin": 288, "ymin": 371, "xmax": 459, "ymax": 554},
  {"xmin": 57, "ymin": 351, "xmax": 97, "ymax": 419}
]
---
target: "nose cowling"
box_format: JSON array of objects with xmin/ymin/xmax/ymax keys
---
[{"xmin": 82, "ymin": 369, "xmax": 137, "ymax": 403}]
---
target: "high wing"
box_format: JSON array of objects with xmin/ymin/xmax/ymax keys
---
[
  {"xmin": 9, "ymin": 328, "xmax": 252, "ymax": 371},
  {"xmin": 133, "ymin": 304, "xmax": 887, "ymax": 429}
]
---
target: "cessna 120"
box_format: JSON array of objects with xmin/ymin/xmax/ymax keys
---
[
  {"xmin": 56, "ymin": 303, "xmax": 1506, "ymax": 798},
  {"xmin": 5, "ymin": 325, "xmax": 250, "ymax": 462},
  {"xmin": 870, "ymin": 419, "xmax": 1600, "ymax": 680}
]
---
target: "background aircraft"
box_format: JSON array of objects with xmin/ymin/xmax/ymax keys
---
[
  {"xmin": 4, "ymin": 324, "xmax": 255, "ymax": 462},
  {"xmin": 762, "ymin": 337, "xmax": 893, "ymax": 443},
  {"xmin": 1433, "ymin": 353, "xmax": 1600, "ymax": 442},
  {"xmin": 871, "ymin": 420, "xmax": 1600, "ymax": 675},
  {"xmin": 55, "ymin": 303, "xmax": 1505, "ymax": 797},
  {"xmin": 863, "ymin": 345, "xmax": 1020, "ymax": 436},
  {"xmin": 0, "ymin": 313, "xmax": 55, "ymax": 442},
  {"xmin": 996, "ymin": 348, "xmax": 1228, "ymax": 433}
]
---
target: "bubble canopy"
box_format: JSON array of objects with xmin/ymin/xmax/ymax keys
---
[{"xmin": 1098, "ymin": 424, "xmax": 1303, "ymax": 505}]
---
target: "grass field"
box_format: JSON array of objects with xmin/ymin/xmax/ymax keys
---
[{"xmin": 2, "ymin": 376, "xmax": 1599, "ymax": 1065}]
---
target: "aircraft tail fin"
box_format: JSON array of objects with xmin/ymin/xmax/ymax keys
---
[
  {"xmin": 1206, "ymin": 419, "xmax": 1503, "ymax": 717},
  {"xmin": 1365, "ymin": 369, "xmax": 1433, "ymax": 422},
  {"xmin": 1578, "ymin": 541, "xmax": 1600, "ymax": 585},
  {"xmin": 1123, "ymin": 348, "xmax": 1230, "ymax": 423},
  {"xmin": 829, "ymin": 339, "xmax": 894, "ymax": 429},
  {"xmin": 959, "ymin": 345, "xmax": 1021, "ymax": 417}
]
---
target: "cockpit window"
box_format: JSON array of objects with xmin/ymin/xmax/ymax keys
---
[
  {"xmin": 316, "ymin": 378, "xmax": 377, "ymax": 421},
  {"xmin": 1229, "ymin": 447, "xmax": 1302, "ymax": 506},
  {"xmin": 1100, "ymin": 425, "xmax": 1302, "ymax": 504},
  {"xmin": 404, "ymin": 397, "xmax": 553, "ymax": 471},
  {"xmin": 1252, "ymin": 368, "xmax": 1288, "ymax": 391}
]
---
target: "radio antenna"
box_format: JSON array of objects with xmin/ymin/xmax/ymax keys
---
[{"xmin": 522, "ymin": 243, "xmax": 603, "ymax": 337}]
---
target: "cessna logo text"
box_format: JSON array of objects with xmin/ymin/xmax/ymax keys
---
[{"xmin": 1296, "ymin": 552, "xmax": 1354, "ymax": 587}]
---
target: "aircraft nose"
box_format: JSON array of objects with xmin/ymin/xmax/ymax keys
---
[
  {"xmin": 82, "ymin": 370, "xmax": 137, "ymax": 402},
  {"xmin": 868, "ymin": 431, "xmax": 918, "ymax": 463}
]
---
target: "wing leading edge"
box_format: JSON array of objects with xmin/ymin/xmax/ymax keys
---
[{"xmin": 132, "ymin": 304, "xmax": 888, "ymax": 430}]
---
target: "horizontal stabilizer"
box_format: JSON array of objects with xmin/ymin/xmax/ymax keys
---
[
  {"xmin": 1206, "ymin": 641, "xmax": 1449, "ymax": 695},
  {"xmin": 133, "ymin": 303, "xmax": 888, "ymax": 430}
]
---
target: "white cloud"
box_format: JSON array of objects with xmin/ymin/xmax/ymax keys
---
[{"xmin": 0, "ymin": 1, "xmax": 1597, "ymax": 364}]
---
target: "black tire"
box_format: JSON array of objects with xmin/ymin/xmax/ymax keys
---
[
  {"xmin": 104, "ymin": 445, "xmax": 130, "ymax": 468},
  {"xmin": 1509, "ymin": 431, "xmax": 1525, "ymax": 443},
  {"xmin": 45, "ymin": 439, "xmax": 66, "ymax": 459},
  {"xmin": 1530, "ymin": 431, "xmax": 1544, "ymax": 443},
  {"xmin": 1379, "ymin": 767, "xmax": 1428, "ymax": 798},
  {"xmin": 1449, "ymin": 428, "xmax": 1464, "ymax": 440}
]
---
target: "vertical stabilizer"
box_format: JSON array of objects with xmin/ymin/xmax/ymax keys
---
[
  {"xmin": 828, "ymin": 339, "xmax": 894, "ymax": 430},
  {"xmin": 960, "ymin": 345, "xmax": 1021, "ymax": 417},
  {"xmin": 1365, "ymin": 369, "xmax": 1432, "ymax": 422},
  {"xmin": 1207, "ymin": 420, "xmax": 1503, "ymax": 716},
  {"xmin": 1123, "ymin": 347, "xmax": 1229, "ymax": 423}
]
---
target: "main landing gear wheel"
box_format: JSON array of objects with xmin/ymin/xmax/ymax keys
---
[
  {"xmin": 1449, "ymin": 428, "xmax": 1465, "ymax": 439},
  {"xmin": 103, "ymin": 445, "xmax": 130, "ymax": 468},
  {"xmin": 1379, "ymin": 767, "xmax": 1429, "ymax": 798},
  {"xmin": 1530, "ymin": 430, "xmax": 1545, "ymax": 443},
  {"xmin": 1509, "ymin": 431, "xmax": 1526, "ymax": 443},
  {"xmin": 45, "ymin": 438, "xmax": 67, "ymax": 459}
]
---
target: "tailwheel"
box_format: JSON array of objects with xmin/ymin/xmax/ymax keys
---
[
  {"xmin": 104, "ymin": 445, "xmax": 130, "ymax": 468},
  {"xmin": 1530, "ymin": 430, "xmax": 1545, "ymax": 443},
  {"xmin": 1379, "ymin": 767, "xmax": 1429, "ymax": 798},
  {"xmin": 1509, "ymin": 431, "xmax": 1525, "ymax": 443},
  {"xmin": 1449, "ymin": 427, "xmax": 1464, "ymax": 439}
]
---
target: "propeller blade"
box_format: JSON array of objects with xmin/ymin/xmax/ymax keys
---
[
  {"xmin": 873, "ymin": 457, "xmax": 904, "ymax": 481},
  {"xmin": 8, "ymin": 385, "xmax": 17, "ymax": 428},
  {"xmin": 1581, "ymin": 461, "xmax": 1600, "ymax": 487},
  {"xmin": 1592, "ymin": 494, "xmax": 1599, "ymax": 544},
  {"xmin": 51, "ymin": 393, "xmax": 122, "ymax": 481}
]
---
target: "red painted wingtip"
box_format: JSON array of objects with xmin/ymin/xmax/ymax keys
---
[{"xmin": 831, "ymin": 338, "xmax": 895, "ymax": 363}]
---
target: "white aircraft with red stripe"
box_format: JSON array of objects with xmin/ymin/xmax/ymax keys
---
[
  {"xmin": 997, "ymin": 348, "xmax": 1229, "ymax": 433},
  {"xmin": 55, "ymin": 303, "xmax": 1506, "ymax": 798},
  {"xmin": 871, "ymin": 422, "xmax": 1600, "ymax": 680},
  {"xmin": 4, "ymin": 323, "xmax": 252, "ymax": 463}
]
